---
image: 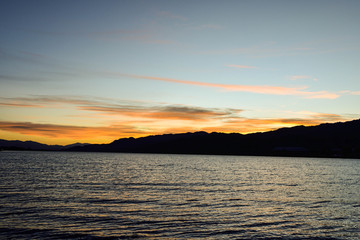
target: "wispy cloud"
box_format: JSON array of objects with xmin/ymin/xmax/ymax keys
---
[
  {"xmin": 79, "ymin": 104, "xmax": 239, "ymax": 121},
  {"xmin": 0, "ymin": 96, "xmax": 97, "ymax": 107},
  {"xmin": 290, "ymin": 75, "xmax": 318, "ymax": 81},
  {"xmin": 0, "ymin": 102, "xmax": 43, "ymax": 108},
  {"xmin": 0, "ymin": 48, "xmax": 63, "ymax": 68},
  {"xmin": 340, "ymin": 90, "xmax": 360, "ymax": 95},
  {"xmin": 201, "ymin": 112, "xmax": 349, "ymax": 134},
  {"xmin": 113, "ymin": 73, "xmax": 339, "ymax": 99},
  {"xmin": 156, "ymin": 11, "xmax": 187, "ymax": 21},
  {"xmin": 227, "ymin": 65, "xmax": 257, "ymax": 69},
  {"xmin": 27, "ymin": 28, "xmax": 174, "ymax": 45},
  {"xmin": 198, "ymin": 45, "xmax": 314, "ymax": 58},
  {"xmin": 290, "ymin": 75, "xmax": 312, "ymax": 80},
  {"xmin": 1, "ymin": 49, "xmax": 338, "ymax": 99},
  {"xmin": 1, "ymin": 95, "xmax": 352, "ymax": 144},
  {"xmin": 0, "ymin": 121, "xmax": 145, "ymax": 139},
  {"xmin": 120, "ymin": 33, "xmax": 174, "ymax": 44},
  {"xmin": 0, "ymin": 111, "xmax": 350, "ymax": 143},
  {"xmin": 200, "ymin": 24, "xmax": 222, "ymax": 29},
  {"xmin": 0, "ymin": 96, "xmax": 242, "ymax": 121}
]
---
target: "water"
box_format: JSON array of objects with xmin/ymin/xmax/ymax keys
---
[{"xmin": 0, "ymin": 151, "xmax": 359, "ymax": 239}]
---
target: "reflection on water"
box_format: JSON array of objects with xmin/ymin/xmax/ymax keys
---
[{"xmin": 0, "ymin": 151, "xmax": 359, "ymax": 239}]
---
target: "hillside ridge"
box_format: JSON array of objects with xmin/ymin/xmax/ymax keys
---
[{"xmin": 1, "ymin": 119, "xmax": 359, "ymax": 158}]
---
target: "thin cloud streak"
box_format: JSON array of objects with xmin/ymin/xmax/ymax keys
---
[
  {"xmin": 290, "ymin": 75, "xmax": 312, "ymax": 80},
  {"xmin": 156, "ymin": 11, "xmax": 187, "ymax": 21},
  {"xmin": 117, "ymin": 73, "xmax": 339, "ymax": 99},
  {"xmin": 200, "ymin": 24, "xmax": 222, "ymax": 29},
  {"xmin": 0, "ymin": 113, "xmax": 349, "ymax": 143},
  {"xmin": 227, "ymin": 65, "xmax": 257, "ymax": 69},
  {"xmin": 0, "ymin": 121, "xmax": 146, "ymax": 139},
  {"xmin": 1, "ymin": 95, "xmax": 350, "ymax": 144},
  {"xmin": 0, "ymin": 49, "xmax": 339, "ymax": 99},
  {"xmin": 197, "ymin": 45, "xmax": 314, "ymax": 58},
  {"xmin": 27, "ymin": 28, "xmax": 175, "ymax": 45},
  {"xmin": 290, "ymin": 75, "xmax": 318, "ymax": 81},
  {"xmin": 341, "ymin": 90, "xmax": 360, "ymax": 95},
  {"xmin": 203, "ymin": 113, "xmax": 349, "ymax": 134},
  {"xmin": 79, "ymin": 105, "xmax": 237, "ymax": 121},
  {"xmin": 0, "ymin": 96, "xmax": 242, "ymax": 121},
  {"xmin": 0, "ymin": 102, "xmax": 43, "ymax": 108}
]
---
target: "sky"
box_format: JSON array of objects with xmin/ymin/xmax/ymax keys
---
[{"xmin": 1, "ymin": 0, "xmax": 360, "ymax": 145}]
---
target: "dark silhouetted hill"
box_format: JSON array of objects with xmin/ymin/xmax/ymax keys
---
[
  {"xmin": 1, "ymin": 119, "xmax": 359, "ymax": 158},
  {"xmin": 0, "ymin": 140, "xmax": 88, "ymax": 151},
  {"xmin": 67, "ymin": 119, "xmax": 360, "ymax": 158}
]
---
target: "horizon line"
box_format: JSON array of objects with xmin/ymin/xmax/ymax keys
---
[{"xmin": 1, "ymin": 118, "xmax": 356, "ymax": 146}]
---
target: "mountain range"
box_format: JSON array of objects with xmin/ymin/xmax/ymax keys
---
[
  {"xmin": 0, "ymin": 140, "xmax": 88, "ymax": 151},
  {"xmin": 1, "ymin": 119, "xmax": 359, "ymax": 158}
]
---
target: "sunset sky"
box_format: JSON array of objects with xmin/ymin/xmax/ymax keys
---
[{"xmin": 1, "ymin": 0, "xmax": 360, "ymax": 145}]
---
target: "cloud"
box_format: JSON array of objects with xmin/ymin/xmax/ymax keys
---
[
  {"xmin": 304, "ymin": 92, "xmax": 339, "ymax": 99},
  {"xmin": 121, "ymin": 34, "xmax": 174, "ymax": 44},
  {"xmin": 0, "ymin": 121, "xmax": 145, "ymax": 139},
  {"xmin": 290, "ymin": 75, "xmax": 312, "ymax": 80},
  {"xmin": 28, "ymin": 28, "xmax": 174, "ymax": 45},
  {"xmin": 310, "ymin": 113, "xmax": 346, "ymax": 122},
  {"xmin": 114, "ymin": 73, "xmax": 339, "ymax": 99},
  {"xmin": 200, "ymin": 24, "xmax": 222, "ymax": 29},
  {"xmin": 0, "ymin": 49, "xmax": 84, "ymax": 82},
  {"xmin": 0, "ymin": 48, "xmax": 63, "ymax": 68},
  {"xmin": 156, "ymin": 11, "xmax": 187, "ymax": 21},
  {"xmin": 333, "ymin": 90, "xmax": 360, "ymax": 97},
  {"xmin": 341, "ymin": 90, "xmax": 360, "ymax": 95},
  {"xmin": 0, "ymin": 96, "xmax": 96, "ymax": 107},
  {"xmin": 0, "ymin": 112, "xmax": 349, "ymax": 143},
  {"xmin": 1, "ymin": 95, "xmax": 351, "ymax": 143},
  {"xmin": 0, "ymin": 96, "xmax": 242, "ymax": 121},
  {"xmin": 227, "ymin": 65, "xmax": 257, "ymax": 69},
  {"xmin": 290, "ymin": 75, "xmax": 318, "ymax": 81},
  {"xmin": 0, "ymin": 48, "xmax": 338, "ymax": 99},
  {"xmin": 0, "ymin": 102, "xmax": 43, "ymax": 108},
  {"xmin": 79, "ymin": 104, "xmax": 238, "ymax": 121},
  {"xmin": 198, "ymin": 45, "xmax": 314, "ymax": 58},
  {"xmin": 201, "ymin": 113, "xmax": 349, "ymax": 134}
]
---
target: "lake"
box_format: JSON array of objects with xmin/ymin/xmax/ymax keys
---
[{"xmin": 0, "ymin": 151, "xmax": 359, "ymax": 239}]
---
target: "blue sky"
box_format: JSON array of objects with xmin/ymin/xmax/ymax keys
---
[{"xmin": 1, "ymin": 0, "xmax": 359, "ymax": 144}]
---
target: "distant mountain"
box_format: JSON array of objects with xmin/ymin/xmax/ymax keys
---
[
  {"xmin": 67, "ymin": 119, "xmax": 360, "ymax": 158},
  {"xmin": 61, "ymin": 142, "xmax": 90, "ymax": 149},
  {"xmin": 1, "ymin": 119, "xmax": 359, "ymax": 158},
  {"xmin": 0, "ymin": 140, "xmax": 88, "ymax": 151}
]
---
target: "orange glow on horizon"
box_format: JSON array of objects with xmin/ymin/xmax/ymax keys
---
[
  {"xmin": 0, "ymin": 115, "xmax": 350, "ymax": 145},
  {"xmin": 0, "ymin": 96, "xmax": 351, "ymax": 145}
]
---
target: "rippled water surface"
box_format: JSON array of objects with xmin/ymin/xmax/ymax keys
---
[{"xmin": 0, "ymin": 151, "xmax": 359, "ymax": 239}]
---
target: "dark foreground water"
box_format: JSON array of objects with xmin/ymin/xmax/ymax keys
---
[{"xmin": 0, "ymin": 152, "xmax": 359, "ymax": 239}]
